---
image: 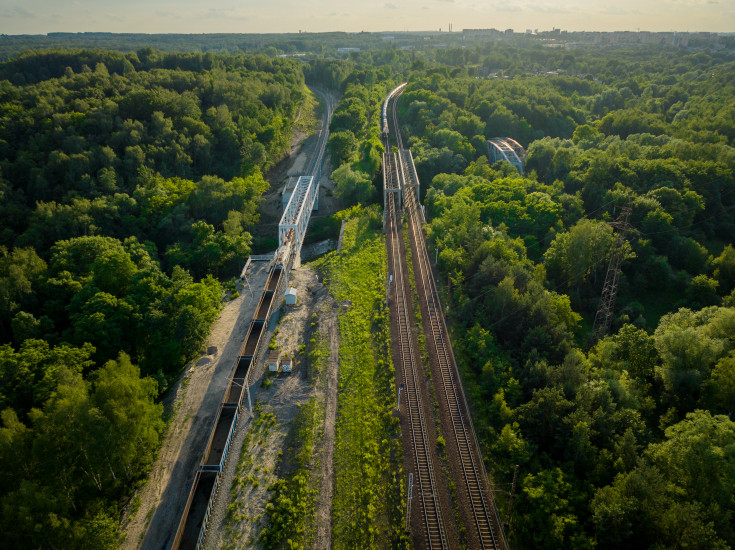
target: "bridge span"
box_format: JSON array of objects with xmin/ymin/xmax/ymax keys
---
[
  {"xmin": 487, "ymin": 137, "xmax": 526, "ymax": 174},
  {"xmin": 168, "ymin": 87, "xmax": 332, "ymax": 550}
]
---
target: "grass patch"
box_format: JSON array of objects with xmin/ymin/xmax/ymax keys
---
[
  {"xmin": 129, "ymin": 494, "xmax": 142, "ymax": 516},
  {"xmin": 304, "ymin": 214, "xmax": 342, "ymax": 246},
  {"xmin": 304, "ymin": 312, "xmax": 328, "ymax": 381},
  {"xmin": 311, "ymin": 210, "xmax": 408, "ymax": 549},
  {"xmin": 260, "ymin": 398, "xmax": 320, "ymax": 549},
  {"xmin": 294, "ymin": 85, "xmax": 320, "ymax": 135}
]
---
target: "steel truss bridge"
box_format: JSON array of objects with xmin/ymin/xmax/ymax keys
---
[
  {"xmin": 278, "ymin": 175, "xmax": 318, "ymax": 268},
  {"xmin": 487, "ymin": 137, "xmax": 527, "ymax": 174}
]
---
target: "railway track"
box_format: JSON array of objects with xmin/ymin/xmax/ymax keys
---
[
  {"xmin": 385, "ymin": 152, "xmax": 449, "ymax": 550},
  {"xmin": 388, "ymin": 85, "xmax": 507, "ymax": 550}
]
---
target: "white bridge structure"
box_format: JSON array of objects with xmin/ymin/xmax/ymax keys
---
[
  {"xmin": 487, "ymin": 137, "xmax": 527, "ymax": 174},
  {"xmin": 274, "ymin": 89, "xmax": 333, "ymax": 270},
  {"xmin": 278, "ymin": 175, "xmax": 319, "ymax": 268}
]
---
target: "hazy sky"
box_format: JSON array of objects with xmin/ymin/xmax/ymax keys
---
[{"xmin": 1, "ymin": 0, "xmax": 732, "ymax": 35}]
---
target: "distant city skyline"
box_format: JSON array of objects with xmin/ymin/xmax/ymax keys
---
[{"xmin": 1, "ymin": 0, "xmax": 733, "ymax": 35}]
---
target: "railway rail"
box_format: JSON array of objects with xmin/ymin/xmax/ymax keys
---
[
  {"xmin": 385, "ymin": 84, "xmax": 508, "ymax": 550},
  {"xmin": 170, "ymin": 231, "xmax": 295, "ymax": 550},
  {"xmin": 385, "ymin": 150, "xmax": 449, "ymax": 549}
]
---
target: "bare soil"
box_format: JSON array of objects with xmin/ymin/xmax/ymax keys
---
[
  {"xmin": 206, "ymin": 266, "xmax": 340, "ymax": 549},
  {"xmin": 119, "ymin": 263, "xmax": 270, "ymax": 550},
  {"xmin": 120, "ymin": 86, "xmax": 341, "ymax": 550}
]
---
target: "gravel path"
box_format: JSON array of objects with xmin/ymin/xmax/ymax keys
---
[{"xmin": 313, "ymin": 303, "xmax": 340, "ymax": 550}]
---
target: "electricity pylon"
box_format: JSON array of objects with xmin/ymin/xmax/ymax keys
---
[{"xmin": 591, "ymin": 203, "xmax": 632, "ymax": 343}]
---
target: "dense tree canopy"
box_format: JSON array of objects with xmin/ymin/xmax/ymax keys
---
[
  {"xmin": 396, "ymin": 46, "xmax": 735, "ymax": 549},
  {"xmin": 0, "ymin": 48, "xmax": 305, "ymax": 547},
  {"xmin": 1, "ymin": 36, "xmax": 734, "ymax": 550}
]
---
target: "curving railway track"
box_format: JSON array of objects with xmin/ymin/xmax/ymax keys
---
[{"xmin": 385, "ymin": 85, "xmax": 508, "ymax": 550}]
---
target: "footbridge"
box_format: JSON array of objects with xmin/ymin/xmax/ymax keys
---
[{"xmin": 487, "ymin": 137, "xmax": 526, "ymax": 174}]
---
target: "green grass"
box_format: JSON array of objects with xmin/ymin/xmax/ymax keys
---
[
  {"xmin": 294, "ymin": 85, "xmax": 320, "ymax": 135},
  {"xmin": 259, "ymin": 328, "xmax": 329, "ymax": 549},
  {"xmin": 129, "ymin": 494, "xmax": 142, "ymax": 516},
  {"xmin": 311, "ymin": 212, "xmax": 408, "ymax": 549},
  {"xmin": 305, "ymin": 316, "xmax": 328, "ymax": 380},
  {"xmin": 304, "ymin": 214, "xmax": 342, "ymax": 246},
  {"xmin": 260, "ymin": 398, "xmax": 321, "ymax": 549}
]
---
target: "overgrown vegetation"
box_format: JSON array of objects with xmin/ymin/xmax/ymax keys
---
[
  {"xmin": 311, "ymin": 208, "xmax": 408, "ymax": 549},
  {"xmin": 260, "ymin": 398, "xmax": 320, "ymax": 549},
  {"xmin": 223, "ymin": 405, "xmax": 278, "ymax": 545}
]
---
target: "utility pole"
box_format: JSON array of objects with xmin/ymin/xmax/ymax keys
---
[
  {"xmin": 405, "ymin": 473, "xmax": 414, "ymax": 533},
  {"xmin": 246, "ymin": 377, "xmax": 254, "ymax": 417},
  {"xmin": 592, "ymin": 202, "xmax": 632, "ymax": 342},
  {"xmin": 505, "ymin": 464, "xmax": 520, "ymax": 531},
  {"xmin": 242, "ymin": 273, "xmax": 254, "ymax": 298}
]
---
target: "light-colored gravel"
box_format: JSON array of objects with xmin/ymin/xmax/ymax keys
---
[
  {"xmin": 207, "ymin": 266, "xmax": 340, "ymax": 549},
  {"xmin": 119, "ymin": 263, "xmax": 269, "ymax": 550}
]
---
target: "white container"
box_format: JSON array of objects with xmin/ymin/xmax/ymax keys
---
[
  {"xmin": 281, "ymin": 356, "xmax": 292, "ymax": 373},
  {"xmin": 267, "ymin": 349, "xmax": 280, "ymax": 372},
  {"xmin": 285, "ymin": 287, "xmax": 298, "ymax": 306}
]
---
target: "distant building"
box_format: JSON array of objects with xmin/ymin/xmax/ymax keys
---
[{"xmin": 462, "ymin": 28, "xmax": 502, "ymax": 39}]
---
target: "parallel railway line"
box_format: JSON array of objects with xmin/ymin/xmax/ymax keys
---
[
  {"xmin": 386, "ymin": 84, "xmax": 507, "ymax": 550},
  {"xmin": 385, "ymin": 150, "xmax": 449, "ymax": 549}
]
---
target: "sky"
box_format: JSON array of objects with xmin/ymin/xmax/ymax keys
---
[{"xmin": 0, "ymin": 0, "xmax": 733, "ymax": 35}]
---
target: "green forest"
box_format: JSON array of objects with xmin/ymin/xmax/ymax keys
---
[
  {"xmin": 0, "ymin": 36, "xmax": 734, "ymax": 549},
  {"xmin": 0, "ymin": 48, "xmax": 305, "ymax": 547},
  {"xmin": 392, "ymin": 46, "xmax": 735, "ymax": 549}
]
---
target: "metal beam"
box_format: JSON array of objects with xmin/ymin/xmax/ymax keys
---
[
  {"xmin": 278, "ymin": 175, "xmax": 318, "ymax": 267},
  {"xmin": 488, "ymin": 138, "xmax": 526, "ymax": 174},
  {"xmin": 383, "ymin": 152, "xmax": 402, "ymax": 227}
]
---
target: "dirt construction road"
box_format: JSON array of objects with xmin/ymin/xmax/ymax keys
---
[
  {"xmin": 205, "ymin": 265, "xmax": 340, "ymax": 550},
  {"xmin": 120, "ymin": 263, "xmax": 268, "ymax": 550}
]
